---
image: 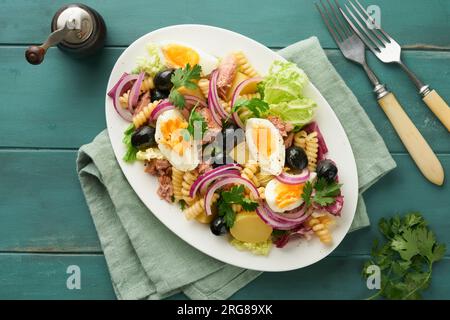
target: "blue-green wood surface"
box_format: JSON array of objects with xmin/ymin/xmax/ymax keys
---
[{"xmin": 0, "ymin": 0, "xmax": 449, "ymax": 299}]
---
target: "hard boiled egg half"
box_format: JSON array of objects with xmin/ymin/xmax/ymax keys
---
[
  {"xmin": 245, "ymin": 118, "xmax": 285, "ymax": 175},
  {"xmin": 159, "ymin": 40, "xmax": 218, "ymax": 75},
  {"xmin": 155, "ymin": 109, "xmax": 199, "ymax": 171},
  {"xmin": 264, "ymin": 172, "xmax": 317, "ymax": 213}
]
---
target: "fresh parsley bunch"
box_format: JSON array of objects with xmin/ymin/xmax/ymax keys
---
[{"xmin": 364, "ymin": 212, "xmax": 446, "ymax": 300}]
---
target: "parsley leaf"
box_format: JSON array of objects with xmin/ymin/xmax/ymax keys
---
[
  {"xmin": 301, "ymin": 181, "xmax": 313, "ymax": 207},
  {"xmin": 122, "ymin": 124, "xmax": 138, "ymax": 162},
  {"xmin": 217, "ymin": 185, "xmax": 259, "ymax": 228},
  {"xmin": 187, "ymin": 104, "xmax": 207, "ymax": 139},
  {"xmin": 171, "ymin": 63, "xmax": 202, "ymax": 88},
  {"xmin": 217, "ymin": 198, "xmax": 236, "ymax": 228},
  {"xmin": 232, "ymin": 98, "xmax": 269, "ymax": 118},
  {"xmin": 169, "ymin": 64, "xmax": 202, "ymax": 109},
  {"xmin": 363, "ymin": 212, "xmax": 446, "ymax": 300},
  {"xmin": 302, "ymin": 178, "xmax": 342, "ymax": 207},
  {"xmin": 168, "ymin": 89, "xmax": 185, "ymax": 109},
  {"xmin": 313, "ymin": 178, "xmax": 342, "ymax": 206}
]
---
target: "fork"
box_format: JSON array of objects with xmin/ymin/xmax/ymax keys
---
[
  {"xmin": 341, "ymin": 0, "xmax": 450, "ymax": 132},
  {"xmin": 316, "ymin": 0, "xmax": 444, "ymax": 185}
]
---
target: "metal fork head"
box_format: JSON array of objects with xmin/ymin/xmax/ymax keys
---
[
  {"xmin": 315, "ymin": 0, "xmax": 367, "ymax": 66},
  {"xmin": 340, "ymin": 0, "xmax": 401, "ymax": 63}
]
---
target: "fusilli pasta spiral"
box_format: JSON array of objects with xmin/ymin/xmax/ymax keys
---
[
  {"xmin": 140, "ymin": 77, "xmax": 154, "ymax": 93},
  {"xmin": 294, "ymin": 131, "xmax": 319, "ymax": 171},
  {"xmin": 233, "ymin": 51, "xmax": 259, "ymax": 78},
  {"xmin": 172, "ymin": 168, "xmax": 184, "ymax": 202},
  {"xmin": 241, "ymin": 160, "xmax": 260, "ymax": 187},
  {"xmin": 181, "ymin": 170, "xmax": 199, "ymax": 206},
  {"xmin": 256, "ymin": 172, "xmax": 273, "ymax": 187},
  {"xmin": 119, "ymin": 90, "xmax": 130, "ymax": 108},
  {"xmin": 198, "ymin": 78, "xmax": 210, "ymax": 98},
  {"xmin": 184, "ymin": 193, "xmax": 219, "ymax": 220},
  {"xmin": 307, "ymin": 213, "xmax": 334, "ymax": 244},
  {"xmin": 133, "ymin": 100, "xmax": 161, "ymax": 128}
]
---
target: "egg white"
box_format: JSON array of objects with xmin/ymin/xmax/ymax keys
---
[
  {"xmin": 155, "ymin": 109, "xmax": 199, "ymax": 171},
  {"xmin": 245, "ymin": 118, "xmax": 285, "ymax": 176},
  {"xmin": 159, "ymin": 40, "xmax": 219, "ymax": 75}
]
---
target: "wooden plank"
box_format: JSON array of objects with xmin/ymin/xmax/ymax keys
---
[
  {"xmin": 0, "ymin": 151, "xmax": 101, "ymax": 252},
  {"xmin": 0, "ymin": 151, "xmax": 449, "ymax": 254},
  {"xmin": 0, "ymin": 253, "xmax": 448, "ymax": 299},
  {"xmin": 0, "ymin": 253, "xmax": 116, "ymax": 299},
  {"xmin": 0, "ymin": 0, "xmax": 449, "ymax": 49},
  {"xmin": 0, "ymin": 48, "xmax": 449, "ymax": 152}
]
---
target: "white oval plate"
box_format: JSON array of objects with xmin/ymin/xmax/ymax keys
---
[{"xmin": 106, "ymin": 24, "xmax": 358, "ymax": 272}]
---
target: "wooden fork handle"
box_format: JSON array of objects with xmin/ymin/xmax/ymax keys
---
[
  {"xmin": 422, "ymin": 90, "xmax": 450, "ymax": 132},
  {"xmin": 378, "ymin": 92, "xmax": 444, "ymax": 186}
]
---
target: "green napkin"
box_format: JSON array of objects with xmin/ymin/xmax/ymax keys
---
[{"xmin": 76, "ymin": 36, "xmax": 396, "ymax": 300}]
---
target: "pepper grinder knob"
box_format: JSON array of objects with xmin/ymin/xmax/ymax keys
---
[
  {"xmin": 25, "ymin": 3, "xmax": 106, "ymax": 65},
  {"xmin": 25, "ymin": 46, "xmax": 46, "ymax": 65}
]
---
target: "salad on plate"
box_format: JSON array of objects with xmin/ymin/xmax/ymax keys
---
[{"xmin": 107, "ymin": 41, "xmax": 344, "ymax": 256}]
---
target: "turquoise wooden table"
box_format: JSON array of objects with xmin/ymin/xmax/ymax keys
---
[{"xmin": 0, "ymin": 0, "xmax": 449, "ymax": 299}]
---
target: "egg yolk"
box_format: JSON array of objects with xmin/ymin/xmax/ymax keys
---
[
  {"xmin": 160, "ymin": 118, "xmax": 189, "ymax": 155},
  {"xmin": 275, "ymin": 182, "xmax": 304, "ymax": 209},
  {"xmin": 162, "ymin": 44, "xmax": 200, "ymax": 68},
  {"xmin": 252, "ymin": 125, "xmax": 272, "ymax": 157}
]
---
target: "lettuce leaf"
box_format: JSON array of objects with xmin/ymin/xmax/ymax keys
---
[
  {"xmin": 268, "ymin": 98, "xmax": 316, "ymax": 127},
  {"xmin": 132, "ymin": 43, "xmax": 165, "ymax": 76},
  {"xmin": 263, "ymin": 60, "xmax": 309, "ymax": 104},
  {"xmin": 123, "ymin": 124, "xmax": 138, "ymax": 162}
]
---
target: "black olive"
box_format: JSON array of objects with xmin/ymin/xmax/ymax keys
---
[
  {"xmin": 210, "ymin": 216, "xmax": 228, "ymax": 236},
  {"xmin": 154, "ymin": 69, "xmax": 175, "ymax": 91},
  {"xmin": 151, "ymin": 89, "xmax": 169, "ymax": 102},
  {"xmin": 285, "ymin": 146, "xmax": 308, "ymax": 170},
  {"xmin": 317, "ymin": 159, "xmax": 338, "ymax": 181},
  {"xmin": 131, "ymin": 126, "xmax": 157, "ymax": 150}
]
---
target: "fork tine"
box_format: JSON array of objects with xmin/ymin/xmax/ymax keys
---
[
  {"xmin": 329, "ymin": 0, "xmax": 352, "ymax": 38},
  {"xmin": 349, "ymin": 0, "xmax": 388, "ymax": 45},
  {"xmin": 347, "ymin": 1, "xmax": 384, "ymax": 48},
  {"xmin": 339, "ymin": 5, "xmax": 378, "ymax": 53},
  {"xmin": 315, "ymin": 1, "xmax": 344, "ymax": 46},
  {"xmin": 353, "ymin": 0, "xmax": 393, "ymax": 43},
  {"xmin": 321, "ymin": 0, "xmax": 348, "ymax": 43},
  {"xmin": 344, "ymin": 3, "xmax": 381, "ymax": 50}
]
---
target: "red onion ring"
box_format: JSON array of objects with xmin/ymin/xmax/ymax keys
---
[
  {"xmin": 230, "ymin": 77, "xmax": 263, "ymax": 128},
  {"xmin": 149, "ymin": 99, "xmax": 175, "ymax": 120},
  {"xmin": 256, "ymin": 204, "xmax": 310, "ymax": 230},
  {"xmin": 230, "ymin": 77, "xmax": 263, "ymax": 107},
  {"xmin": 128, "ymin": 72, "xmax": 145, "ymax": 113},
  {"xmin": 107, "ymin": 72, "xmax": 128, "ymax": 98},
  {"xmin": 204, "ymin": 176, "xmax": 260, "ymax": 216},
  {"xmin": 113, "ymin": 74, "xmax": 139, "ymax": 122},
  {"xmin": 189, "ymin": 164, "xmax": 243, "ymax": 198},
  {"xmin": 231, "ymin": 111, "xmax": 245, "ymax": 129},
  {"xmin": 275, "ymin": 169, "xmax": 310, "ymax": 185},
  {"xmin": 208, "ymin": 70, "xmax": 229, "ymax": 119}
]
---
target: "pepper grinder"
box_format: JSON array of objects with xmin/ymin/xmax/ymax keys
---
[{"xmin": 25, "ymin": 3, "xmax": 106, "ymax": 65}]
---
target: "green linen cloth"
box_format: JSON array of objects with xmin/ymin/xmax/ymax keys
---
[{"xmin": 76, "ymin": 36, "xmax": 396, "ymax": 300}]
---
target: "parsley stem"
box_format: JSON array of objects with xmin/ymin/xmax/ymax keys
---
[{"xmin": 401, "ymin": 262, "xmax": 432, "ymax": 300}]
